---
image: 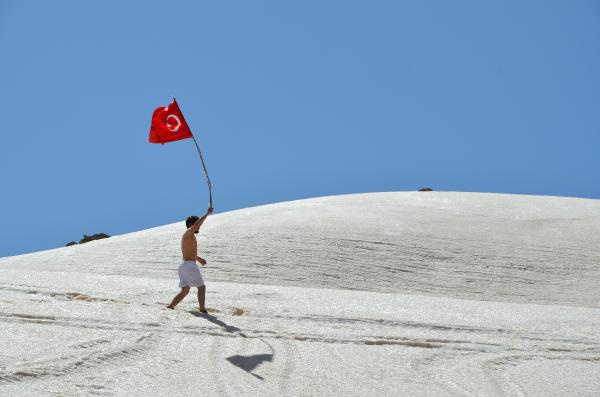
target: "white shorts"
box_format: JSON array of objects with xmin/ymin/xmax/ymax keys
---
[{"xmin": 177, "ymin": 261, "xmax": 205, "ymax": 288}]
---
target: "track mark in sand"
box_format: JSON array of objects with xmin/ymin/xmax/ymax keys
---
[
  {"xmin": 438, "ymin": 368, "xmax": 482, "ymax": 397},
  {"xmin": 287, "ymin": 334, "xmax": 492, "ymax": 352},
  {"xmin": 0, "ymin": 311, "xmax": 507, "ymax": 354},
  {"xmin": 267, "ymin": 321, "xmax": 295, "ymax": 395},
  {"xmin": 278, "ymin": 340, "xmax": 295, "ymax": 395},
  {"xmin": 207, "ymin": 333, "xmax": 229, "ymax": 395},
  {"xmin": 0, "ymin": 311, "xmax": 146, "ymax": 333},
  {"xmin": 75, "ymin": 382, "xmax": 109, "ymax": 396},
  {"xmin": 71, "ymin": 338, "xmax": 111, "ymax": 349},
  {"xmin": 0, "ymin": 333, "xmax": 155, "ymax": 384},
  {"xmin": 0, "ymin": 284, "xmax": 127, "ymax": 304},
  {"xmin": 481, "ymin": 360, "xmax": 523, "ymax": 397},
  {"xmin": 264, "ymin": 312, "xmax": 600, "ymax": 348},
  {"xmin": 140, "ymin": 322, "xmax": 162, "ymax": 327},
  {"xmin": 365, "ymin": 339, "xmax": 441, "ymax": 348},
  {"xmin": 409, "ymin": 349, "xmax": 488, "ymax": 397},
  {"xmin": 3, "ymin": 310, "xmax": 597, "ymax": 362},
  {"xmin": 0, "ymin": 312, "xmax": 57, "ymax": 322}
]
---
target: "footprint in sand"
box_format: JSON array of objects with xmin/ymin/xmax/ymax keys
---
[
  {"xmin": 65, "ymin": 292, "xmax": 125, "ymax": 304},
  {"xmin": 66, "ymin": 292, "xmax": 97, "ymax": 302},
  {"xmin": 232, "ymin": 308, "xmax": 245, "ymax": 316}
]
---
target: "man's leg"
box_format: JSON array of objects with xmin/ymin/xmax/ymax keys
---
[
  {"xmin": 167, "ymin": 286, "xmax": 190, "ymax": 309},
  {"xmin": 197, "ymin": 285, "xmax": 206, "ymax": 312}
]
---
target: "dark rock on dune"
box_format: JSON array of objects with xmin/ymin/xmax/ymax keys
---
[
  {"xmin": 65, "ymin": 241, "xmax": 77, "ymax": 247},
  {"xmin": 79, "ymin": 233, "xmax": 111, "ymax": 244},
  {"xmin": 418, "ymin": 187, "xmax": 433, "ymax": 192}
]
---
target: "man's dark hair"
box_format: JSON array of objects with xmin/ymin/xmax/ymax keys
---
[{"xmin": 186, "ymin": 215, "xmax": 200, "ymax": 229}]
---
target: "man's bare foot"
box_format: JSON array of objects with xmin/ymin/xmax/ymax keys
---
[
  {"xmin": 167, "ymin": 305, "xmax": 174, "ymax": 310},
  {"xmin": 199, "ymin": 307, "xmax": 208, "ymax": 314}
]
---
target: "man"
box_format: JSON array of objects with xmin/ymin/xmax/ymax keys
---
[{"xmin": 167, "ymin": 206, "xmax": 213, "ymax": 312}]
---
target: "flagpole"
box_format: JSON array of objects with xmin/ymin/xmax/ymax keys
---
[{"xmin": 191, "ymin": 134, "xmax": 213, "ymax": 209}]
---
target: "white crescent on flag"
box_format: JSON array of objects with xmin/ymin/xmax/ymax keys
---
[{"xmin": 166, "ymin": 114, "xmax": 181, "ymax": 133}]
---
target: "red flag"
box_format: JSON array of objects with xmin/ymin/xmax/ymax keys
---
[{"xmin": 149, "ymin": 98, "xmax": 193, "ymax": 144}]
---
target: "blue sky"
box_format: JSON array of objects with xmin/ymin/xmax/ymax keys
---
[{"xmin": 1, "ymin": 1, "xmax": 599, "ymax": 257}]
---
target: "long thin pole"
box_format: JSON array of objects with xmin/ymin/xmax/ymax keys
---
[{"xmin": 191, "ymin": 134, "xmax": 213, "ymax": 209}]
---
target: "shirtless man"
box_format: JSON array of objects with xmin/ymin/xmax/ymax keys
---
[{"xmin": 167, "ymin": 206, "xmax": 213, "ymax": 312}]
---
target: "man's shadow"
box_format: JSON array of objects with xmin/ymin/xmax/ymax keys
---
[
  {"xmin": 188, "ymin": 311, "xmax": 245, "ymax": 335},
  {"xmin": 189, "ymin": 311, "xmax": 274, "ymax": 380}
]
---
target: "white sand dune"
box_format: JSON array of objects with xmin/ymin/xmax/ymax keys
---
[{"xmin": 1, "ymin": 192, "xmax": 599, "ymax": 396}]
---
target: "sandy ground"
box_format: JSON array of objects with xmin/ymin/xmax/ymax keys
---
[{"xmin": 1, "ymin": 192, "xmax": 599, "ymax": 396}]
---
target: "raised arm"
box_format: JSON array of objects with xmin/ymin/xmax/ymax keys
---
[{"xmin": 184, "ymin": 207, "xmax": 214, "ymax": 237}]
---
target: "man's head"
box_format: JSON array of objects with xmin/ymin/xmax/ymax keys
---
[{"xmin": 186, "ymin": 215, "xmax": 200, "ymax": 234}]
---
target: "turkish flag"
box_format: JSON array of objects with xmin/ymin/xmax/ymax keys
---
[{"xmin": 149, "ymin": 98, "xmax": 193, "ymax": 144}]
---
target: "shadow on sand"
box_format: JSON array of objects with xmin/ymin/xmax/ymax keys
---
[
  {"xmin": 188, "ymin": 311, "xmax": 245, "ymax": 335},
  {"xmin": 226, "ymin": 353, "xmax": 273, "ymax": 380},
  {"xmin": 188, "ymin": 311, "xmax": 274, "ymax": 380}
]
